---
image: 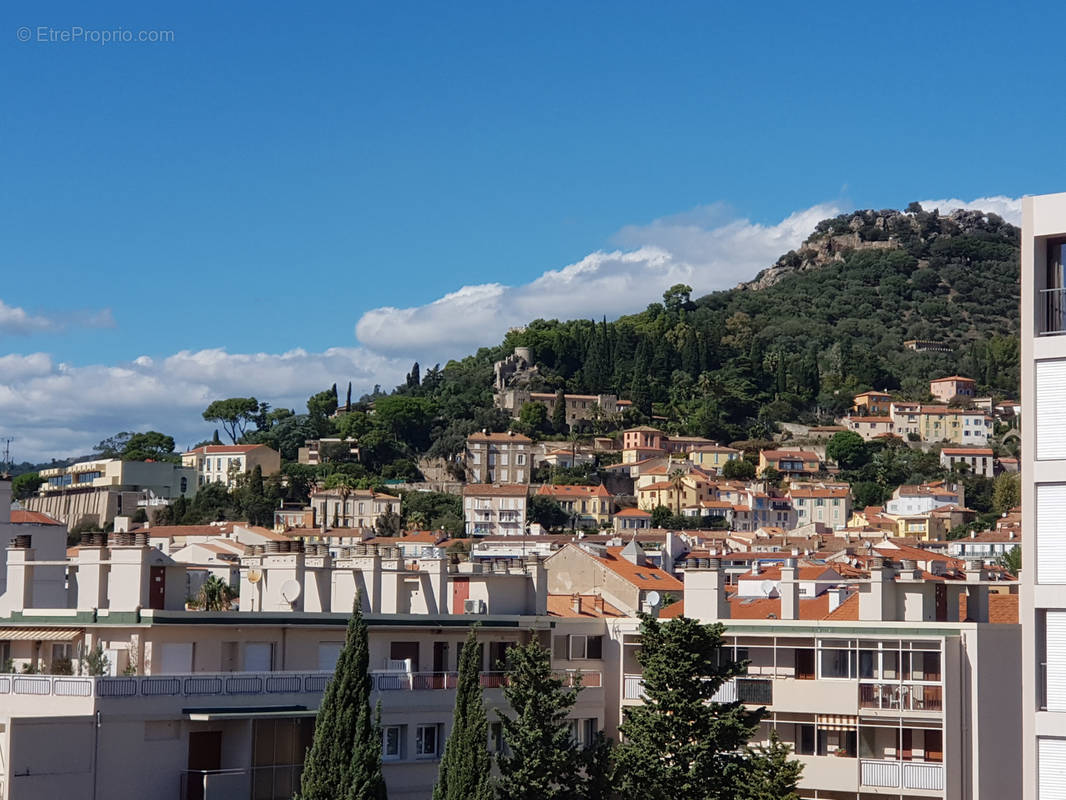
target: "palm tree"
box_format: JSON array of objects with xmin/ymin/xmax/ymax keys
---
[
  {"xmin": 668, "ymin": 467, "xmax": 686, "ymax": 517},
  {"xmin": 325, "ymin": 473, "xmax": 356, "ymax": 527},
  {"xmin": 197, "ymin": 575, "xmax": 235, "ymax": 611}
]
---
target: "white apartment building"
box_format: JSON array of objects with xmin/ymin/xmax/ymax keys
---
[
  {"xmin": 939, "ymin": 447, "xmax": 995, "ymax": 479},
  {"xmin": 465, "ymin": 431, "xmax": 532, "ymax": 484},
  {"xmin": 1021, "ymin": 192, "xmax": 1066, "ymax": 800},
  {"xmin": 463, "ymin": 484, "xmax": 528, "ymax": 536},
  {"xmin": 308, "ymin": 488, "xmax": 401, "ymax": 530},
  {"xmin": 789, "ymin": 483, "xmax": 853, "ymax": 530},
  {"xmin": 182, "ymin": 444, "xmax": 282, "ymax": 489}
]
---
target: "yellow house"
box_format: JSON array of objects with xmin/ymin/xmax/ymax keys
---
[
  {"xmin": 535, "ymin": 484, "xmax": 614, "ymax": 528},
  {"xmin": 688, "ymin": 445, "xmax": 741, "ymax": 473},
  {"xmin": 852, "ymin": 390, "xmax": 893, "ymax": 416},
  {"xmin": 636, "ymin": 476, "xmax": 713, "ymax": 513}
]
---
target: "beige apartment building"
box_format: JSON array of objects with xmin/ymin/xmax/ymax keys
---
[
  {"xmin": 308, "ymin": 488, "xmax": 400, "ymax": 530},
  {"xmin": 788, "ymin": 483, "xmax": 853, "ymax": 530},
  {"xmin": 465, "ymin": 431, "xmax": 532, "ymax": 484},
  {"xmin": 183, "ymin": 443, "xmax": 282, "ymax": 488},
  {"xmin": 26, "ymin": 457, "xmax": 197, "ymax": 530},
  {"xmin": 1022, "ymin": 192, "xmax": 1066, "ymax": 800}
]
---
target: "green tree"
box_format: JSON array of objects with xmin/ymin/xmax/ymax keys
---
[
  {"xmin": 668, "ymin": 468, "xmax": 686, "ymax": 515},
  {"xmin": 203, "ymin": 398, "xmax": 260, "ymax": 443},
  {"xmin": 551, "ymin": 389, "xmax": 568, "ymax": 434},
  {"xmin": 650, "ymin": 505, "xmax": 672, "ymax": 529},
  {"xmin": 433, "ymin": 628, "xmax": 493, "ymax": 800},
  {"xmin": 496, "ymin": 641, "xmax": 582, "ymax": 800},
  {"xmin": 528, "ymin": 495, "xmax": 569, "ymax": 530},
  {"xmin": 721, "ymin": 459, "xmax": 756, "ymax": 481},
  {"xmin": 992, "ymin": 472, "xmax": 1021, "ymax": 514},
  {"xmin": 614, "ymin": 614, "xmax": 789, "ymax": 800},
  {"xmin": 299, "ymin": 600, "xmax": 387, "ymax": 800},
  {"xmin": 11, "ymin": 472, "xmax": 43, "ymax": 500},
  {"xmin": 998, "ymin": 546, "xmax": 1021, "ymax": 577},
  {"xmin": 121, "ymin": 430, "xmax": 178, "ymax": 462},
  {"xmin": 825, "ymin": 431, "xmax": 869, "ymax": 470},
  {"xmin": 739, "ymin": 731, "xmax": 802, "ymax": 800},
  {"xmin": 517, "ymin": 402, "xmax": 549, "ymax": 436}
]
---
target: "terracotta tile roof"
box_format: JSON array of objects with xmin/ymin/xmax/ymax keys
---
[
  {"xmin": 822, "ymin": 592, "xmax": 860, "ymax": 620},
  {"xmin": 146, "ymin": 523, "xmax": 237, "ymax": 538},
  {"xmin": 658, "ymin": 600, "xmax": 686, "ymax": 618},
  {"xmin": 579, "ymin": 545, "xmax": 683, "ymax": 591},
  {"xmin": 640, "ymin": 481, "xmax": 676, "ymax": 491},
  {"xmin": 547, "ymin": 594, "xmax": 625, "ymax": 618},
  {"xmin": 931, "ymin": 375, "xmax": 975, "ymax": 383},
  {"xmin": 959, "ymin": 593, "xmax": 1018, "ymax": 624},
  {"xmin": 762, "ymin": 450, "xmax": 819, "ymax": 461},
  {"xmin": 614, "ymin": 507, "xmax": 651, "ymax": 517},
  {"xmin": 10, "ymin": 510, "xmax": 64, "ymax": 525},
  {"xmin": 536, "ymin": 484, "xmax": 611, "ymax": 498},
  {"xmin": 854, "ymin": 391, "xmax": 893, "ymax": 398},
  {"xmin": 941, "ymin": 448, "xmax": 994, "ymax": 456},
  {"xmin": 789, "ymin": 486, "xmax": 851, "ymax": 499},
  {"xmin": 466, "ymin": 431, "xmax": 533, "ymax": 443},
  {"xmin": 850, "ymin": 416, "xmax": 894, "ymax": 424},
  {"xmin": 184, "ymin": 444, "xmax": 270, "ymax": 455},
  {"xmin": 462, "ymin": 484, "xmax": 529, "ymax": 497},
  {"xmin": 238, "ymin": 525, "xmax": 296, "ymax": 542},
  {"xmin": 739, "ymin": 564, "xmax": 840, "ymax": 582}
]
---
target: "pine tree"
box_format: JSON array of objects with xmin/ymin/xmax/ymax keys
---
[
  {"xmin": 496, "ymin": 641, "xmax": 581, "ymax": 800},
  {"xmin": 433, "ymin": 628, "xmax": 493, "ymax": 800},
  {"xmin": 299, "ymin": 599, "xmax": 387, "ymax": 800},
  {"xmin": 738, "ymin": 731, "xmax": 802, "ymax": 800},
  {"xmin": 551, "ymin": 388, "xmax": 568, "ymax": 435},
  {"xmin": 614, "ymin": 614, "xmax": 777, "ymax": 800}
]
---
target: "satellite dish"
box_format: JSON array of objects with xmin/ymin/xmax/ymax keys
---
[
  {"xmin": 645, "ymin": 591, "xmax": 661, "ymax": 608},
  {"xmin": 761, "ymin": 580, "xmax": 776, "ymax": 597},
  {"xmin": 281, "ymin": 579, "xmax": 302, "ymax": 603},
  {"xmin": 247, "ymin": 569, "xmax": 262, "ymax": 584}
]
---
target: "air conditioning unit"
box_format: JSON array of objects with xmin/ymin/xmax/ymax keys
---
[{"xmin": 464, "ymin": 599, "xmax": 487, "ymax": 614}]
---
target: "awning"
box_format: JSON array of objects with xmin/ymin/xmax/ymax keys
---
[
  {"xmin": 184, "ymin": 705, "xmax": 314, "ymax": 721},
  {"xmin": 817, "ymin": 714, "xmax": 858, "ymax": 731},
  {"xmin": 0, "ymin": 627, "xmax": 82, "ymax": 641}
]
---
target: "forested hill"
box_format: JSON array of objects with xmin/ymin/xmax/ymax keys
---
[{"xmin": 245, "ymin": 204, "xmax": 1022, "ymax": 469}]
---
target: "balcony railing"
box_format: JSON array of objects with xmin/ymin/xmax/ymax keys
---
[
  {"xmin": 622, "ymin": 676, "xmax": 771, "ymax": 705},
  {"xmin": 180, "ymin": 765, "xmax": 302, "ymax": 800},
  {"xmin": 859, "ymin": 682, "xmax": 942, "ymax": 712},
  {"xmin": 373, "ymin": 669, "xmax": 601, "ymax": 691},
  {"xmin": 1041, "ymin": 288, "xmax": 1066, "ymax": 335},
  {"xmin": 860, "ymin": 759, "xmax": 944, "ymax": 791}
]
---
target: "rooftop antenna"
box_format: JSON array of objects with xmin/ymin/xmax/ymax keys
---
[{"xmin": 0, "ymin": 438, "xmax": 12, "ymax": 473}]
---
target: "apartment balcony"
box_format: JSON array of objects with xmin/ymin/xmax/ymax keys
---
[
  {"xmin": 1040, "ymin": 288, "xmax": 1066, "ymax": 335},
  {"xmin": 860, "ymin": 759, "xmax": 944, "ymax": 792},
  {"xmin": 858, "ymin": 682, "xmax": 943, "ymax": 713},
  {"xmin": 622, "ymin": 675, "xmax": 770, "ymax": 705}
]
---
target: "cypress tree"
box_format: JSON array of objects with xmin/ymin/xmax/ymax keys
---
[
  {"xmin": 551, "ymin": 388, "xmax": 568, "ymax": 435},
  {"xmin": 299, "ymin": 599, "xmax": 387, "ymax": 800},
  {"xmin": 433, "ymin": 628, "xmax": 493, "ymax": 800},
  {"xmin": 496, "ymin": 641, "xmax": 581, "ymax": 800}
]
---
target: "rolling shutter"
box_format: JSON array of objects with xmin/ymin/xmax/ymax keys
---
[
  {"xmin": 1039, "ymin": 738, "xmax": 1066, "ymax": 800},
  {"xmin": 1038, "ymin": 486, "xmax": 1066, "ymax": 584},
  {"xmin": 1037, "ymin": 361, "xmax": 1066, "ymax": 460},
  {"xmin": 1046, "ymin": 613, "xmax": 1066, "ymax": 712}
]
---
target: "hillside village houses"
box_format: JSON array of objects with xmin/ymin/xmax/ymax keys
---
[
  {"xmin": 465, "ymin": 430, "xmax": 532, "ymax": 484},
  {"xmin": 182, "ymin": 443, "xmax": 282, "ymax": 488},
  {"xmin": 0, "ymin": 470, "xmax": 1022, "ymax": 800},
  {"xmin": 308, "ymin": 487, "xmax": 401, "ymax": 531}
]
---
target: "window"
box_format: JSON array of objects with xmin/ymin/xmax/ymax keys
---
[
  {"xmin": 516, "ymin": 454, "xmax": 526, "ymax": 465},
  {"xmin": 819, "ymin": 647, "xmax": 856, "ymax": 679},
  {"xmin": 383, "ymin": 725, "xmax": 405, "ymax": 761},
  {"xmin": 416, "ymin": 724, "xmax": 440, "ymax": 758},
  {"xmin": 569, "ymin": 635, "xmax": 588, "ymax": 660}
]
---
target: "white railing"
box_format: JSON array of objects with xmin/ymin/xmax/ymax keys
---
[
  {"xmin": 0, "ymin": 671, "xmax": 332, "ymax": 700},
  {"xmin": 904, "ymin": 761, "xmax": 945, "ymax": 790},
  {"xmin": 712, "ymin": 680, "xmax": 738, "ymax": 703},
  {"xmin": 623, "ymin": 674, "xmax": 644, "ymax": 699},
  {"xmin": 860, "ymin": 759, "xmax": 943, "ymax": 790}
]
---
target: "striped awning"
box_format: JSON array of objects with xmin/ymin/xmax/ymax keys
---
[
  {"xmin": 0, "ymin": 628, "xmax": 82, "ymax": 641},
  {"xmin": 816, "ymin": 714, "xmax": 857, "ymax": 731}
]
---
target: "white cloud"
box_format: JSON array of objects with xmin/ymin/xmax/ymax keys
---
[
  {"xmin": 355, "ymin": 202, "xmax": 844, "ymax": 360},
  {"xmin": 918, "ymin": 195, "xmax": 1021, "ymax": 226},
  {"xmin": 0, "ymin": 299, "xmax": 116, "ymax": 336},
  {"xmin": 0, "ymin": 348, "xmax": 407, "ymax": 462}
]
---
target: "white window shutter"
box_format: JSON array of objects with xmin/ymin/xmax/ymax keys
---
[
  {"xmin": 1047, "ymin": 614, "xmax": 1066, "ymax": 712},
  {"xmin": 1038, "ymin": 486, "xmax": 1066, "ymax": 584},
  {"xmin": 1037, "ymin": 361, "xmax": 1066, "ymax": 460},
  {"xmin": 1039, "ymin": 737, "xmax": 1066, "ymax": 799}
]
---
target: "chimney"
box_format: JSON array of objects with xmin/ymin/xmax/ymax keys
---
[
  {"xmin": 780, "ymin": 559, "xmax": 799, "ymax": 621},
  {"xmin": 828, "ymin": 587, "xmax": 848, "ymax": 613},
  {"xmin": 593, "ymin": 595, "xmax": 605, "ymax": 615},
  {"xmin": 571, "ymin": 593, "xmax": 582, "ymax": 614}
]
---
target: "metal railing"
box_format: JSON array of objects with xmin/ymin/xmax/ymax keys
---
[
  {"xmin": 1041, "ymin": 288, "xmax": 1066, "ymax": 335},
  {"xmin": 859, "ymin": 682, "xmax": 942, "ymax": 712},
  {"xmin": 860, "ymin": 759, "xmax": 944, "ymax": 791},
  {"xmin": 180, "ymin": 765, "xmax": 303, "ymax": 800}
]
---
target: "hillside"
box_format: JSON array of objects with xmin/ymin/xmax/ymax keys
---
[{"xmin": 234, "ymin": 204, "xmax": 1022, "ymax": 471}]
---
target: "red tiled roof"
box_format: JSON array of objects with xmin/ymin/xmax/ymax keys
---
[
  {"xmin": 11, "ymin": 510, "xmax": 64, "ymax": 525},
  {"xmin": 574, "ymin": 545, "xmax": 683, "ymax": 591},
  {"xmin": 183, "ymin": 444, "xmax": 270, "ymax": 454},
  {"xmin": 536, "ymin": 484, "xmax": 610, "ymax": 498},
  {"xmin": 614, "ymin": 507, "xmax": 651, "ymax": 517},
  {"xmin": 930, "ymin": 376, "xmax": 975, "ymax": 383},
  {"xmin": 959, "ymin": 593, "xmax": 1018, "ymax": 624},
  {"xmin": 941, "ymin": 448, "xmax": 994, "ymax": 456},
  {"xmin": 462, "ymin": 484, "xmax": 529, "ymax": 497},
  {"xmin": 547, "ymin": 594, "xmax": 625, "ymax": 618},
  {"xmin": 762, "ymin": 450, "xmax": 819, "ymax": 461},
  {"xmin": 466, "ymin": 431, "xmax": 533, "ymax": 443}
]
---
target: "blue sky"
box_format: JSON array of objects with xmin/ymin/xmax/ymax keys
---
[{"xmin": 0, "ymin": 1, "xmax": 1053, "ymax": 458}]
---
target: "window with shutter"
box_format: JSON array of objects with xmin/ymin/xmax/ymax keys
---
[
  {"xmin": 587, "ymin": 636, "xmax": 603, "ymax": 660},
  {"xmin": 552, "ymin": 636, "xmax": 568, "ymax": 661},
  {"xmin": 1046, "ymin": 613, "xmax": 1066, "ymax": 712},
  {"xmin": 1040, "ymin": 737, "xmax": 1066, "ymax": 800},
  {"xmin": 1037, "ymin": 361, "xmax": 1066, "ymax": 459},
  {"xmin": 1038, "ymin": 485, "xmax": 1066, "ymax": 584}
]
